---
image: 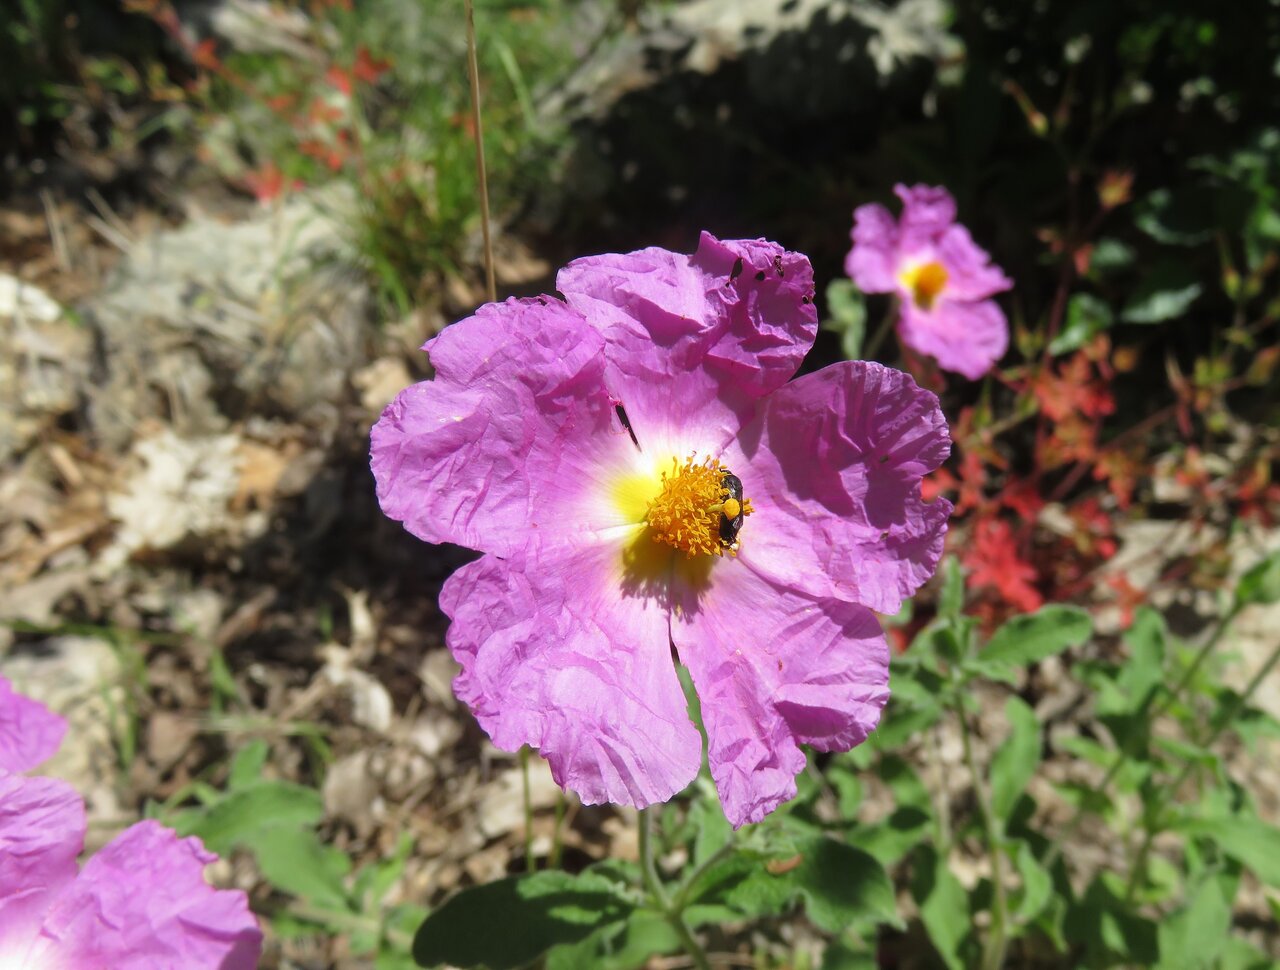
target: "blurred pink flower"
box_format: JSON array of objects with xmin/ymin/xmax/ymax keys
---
[
  {"xmin": 0, "ymin": 675, "xmax": 65, "ymax": 773},
  {"xmin": 847, "ymin": 184, "xmax": 1012, "ymax": 380},
  {"xmin": 372, "ymin": 233, "xmax": 951, "ymax": 826},
  {"xmin": 0, "ymin": 680, "xmax": 262, "ymax": 968}
]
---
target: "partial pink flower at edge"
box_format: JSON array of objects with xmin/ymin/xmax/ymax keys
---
[
  {"xmin": 0, "ymin": 674, "xmax": 67, "ymax": 773},
  {"xmin": 846, "ymin": 183, "xmax": 1012, "ymax": 380},
  {"xmin": 0, "ymin": 772, "xmax": 262, "ymax": 969},
  {"xmin": 372, "ymin": 232, "xmax": 953, "ymax": 827}
]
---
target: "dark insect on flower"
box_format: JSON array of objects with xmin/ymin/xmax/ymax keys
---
[{"xmin": 719, "ymin": 472, "xmax": 745, "ymax": 548}]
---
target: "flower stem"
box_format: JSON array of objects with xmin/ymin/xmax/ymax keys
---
[
  {"xmin": 638, "ymin": 806, "xmax": 712, "ymax": 970},
  {"xmin": 520, "ymin": 745, "xmax": 536, "ymax": 872},
  {"xmin": 463, "ymin": 0, "xmax": 497, "ymax": 303},
  {"xmin": 550, "ymin": 789, "xmax": 566, "ymax": 869},
  {"xmin": 862, "ymin": 298, "xmax": 899, "ymax": 360},
  {"xmin": 954, "ymin": 698, "xmax": 1008, "ymax": 970}
]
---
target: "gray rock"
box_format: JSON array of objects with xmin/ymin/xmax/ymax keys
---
[
  {"xmin": 547, "ymin": 0, "xmax": 956, "ymax": 124},
  {"xmin": 81, "ymin": 187, "xmax": 372, "ymax": 450}
]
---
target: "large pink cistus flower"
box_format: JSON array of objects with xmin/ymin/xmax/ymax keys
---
[
  {"xmin": 846, "ymin": 184, "xmax": 1013, "ymax": 380},
  {"xmin": 0, "ymin": 676, "xmax": 262, "ymax": 969},
  {"xmin": 372, "ymin": 233, "xmax": 952, "ymax": 826}
]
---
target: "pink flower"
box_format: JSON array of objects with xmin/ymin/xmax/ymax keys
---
[
  {"xmin": 0, "ymin": 676, "xmax": 65, "ymax": 773},
  {"xmin": 372, "ymin": 233, "xmax": 951, "ymax": 826},
  {"xmin": 846, "ymin": 184, "xmax": 1012, "ymax": 380},
  {"xmin": 0, "ymin": 681, "xmax": 262, "ymax": 968}
]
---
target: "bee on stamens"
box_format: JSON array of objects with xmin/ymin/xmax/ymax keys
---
[{"xmin": 718, "ymin": 472, "xmax": 744, "ymax": 549}]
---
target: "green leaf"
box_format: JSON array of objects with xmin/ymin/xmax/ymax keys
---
[
  {"xmin": 413, "ymin": 871, "xmax": 634, "ymax": 970},
  {"xmin": 990, "ymin": 697, "xmax": 1041, "ymax": 822},
  {"xmin": 1115, "ymin": 607, "xmax": 1167, "ymax": 712},
  {"xmin": 1087, "ymin": 238, "xmax": 1136, "ymax": 273},
  {"xmin": 822, "ymin": 279, "xmax": 867, "ymax": 360},
  {"xmin": 1155, "ymin": 877, "xmax": 1231, "ymax": 969},
  {"xmin": 721, "ymin": 836, "xmax": 899, "ymax": 933},
  {"xmin": 821, "ymin": 940, "xmax": 878, "ymax": 970},
  {"xmin": 545, "ymin": 909, "xmax": 678, "ymax": 970},
  {"xmin": 1182, "ymin": 816, "xmax": 1280, "ymax": 887},
  {"xmin": 1235, "ymin": 550, "xmax": 1280, "ymax": 607},
  {"xmin": 1049, "ymin": 293, "xmax": 1113, "ymax": 355},
  {"xmin": 912, "ymin": 845, "xmax": 970, "ymax": 970},
  {"xmin": 847, "ymin": 806, "xmax": 930, "ymax": 866},
  {"xmin": 245, "ymin": 826, "xmax": 352, "ymax": 910},
  {"xmin": 871, "ymin": 697, "xmax": 944, "ymax": 748},
  {"xmin": 1134, "ymin": 187, "xmax": 1217, "ymax": 246},
  {"xmin": 1219, "ymin": 935, "xmax": 1275, "ymax": 970},
  {"xmin": 1121, "ymin": 266, "xmax": 1203, "ymax": 324},
  {"xmin": 687, "ymin": 789, "xmax": 732, "ymax": 866},
  {"xmin": 1066, "ymin": 875, "xmax": 1158, "ymax": 964},
  {"xmin": 1012, "ymin": 843, "xmax": 1052, "ymax": 925},
  {"xmin": 228, "ymin": 740, "xmax": 270, "ymax": 790},
  {"xmin": 938, "ymin": 556, "xmax": 965, "ymax": 618},
  {"xmin": 171, "ymin": 780, "xmax": 324, "ymax": 855},
  {"xmin": 972, "ymin": 606, "xmax": 1092, "ymax": 681}
]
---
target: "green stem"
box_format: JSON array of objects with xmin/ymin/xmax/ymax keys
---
[
  {"xmin": 549, "ymin": 789, "xmax": 566, "ymax": 869},
  {"xmin": 463, "ymin": 0, "xmax": 497, "ymax": 303},
  {"xmin": 520, "ymin": 745, "xmax": 536, "ymax": 872},
  {"xmin": 928, "ymin": 723, "xmax": 953, "ymax": 852},
  {"xmin": 1042, "ymin": 603, "xmax": 1243, "ymax": 873},
  {"xmin": 671, "ymin": 841, "xmax": 736, "ymax": 913},
  {"xmin": 638, "ymin": 807, "xmax": 711, "ymax": 970},
  {"xmin": 954, "ymin": 699, "xmax": 1008, "ymax": 970},
  {"xmin": 862, "ymin": 297, "xmax": 899, "ymax": 360}
]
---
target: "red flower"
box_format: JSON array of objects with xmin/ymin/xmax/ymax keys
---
[
  {"xmin": 353, "ymin": 47, "xmax": 391, "ymax": 84},
  {"xmin": 962, "ymin": 518, "xmax": 1043, "ymax": 613},
  {"xmin": 243, "ymin": 162, "xmax": 287, "ymax": 203}
]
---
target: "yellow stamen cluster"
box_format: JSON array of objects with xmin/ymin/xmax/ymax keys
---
[
  {"xmin": 645, "ymin": 456, "xmax": 752, "ymax": 558},
  {"xmin": 901, "ymin": 260, "xmax": 949, "ymax": 311}
]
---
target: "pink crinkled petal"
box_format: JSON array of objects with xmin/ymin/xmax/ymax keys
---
[
  {"xmin": 441, "ymin": 542, "xmax": 702, "ymax": 809},
  {"xmin": 898, "ymin": 298, "xmax": 1009, "ymax": 380},
  {"xmin": 0, "ymin": 675, "xmax": 67, "ymax": 773},
  {"xmin": 844, "ymin": 202, "xmax": 900, "ymax": 293},
  {"xmin": 671, "ymin": 562, "xmax": 889, "ymax": 827},
  {"xmin": 371, "ymin": 296, "xmax": 643, "ymax": 557},
  {"xmin": 28, "ymin": 820, "xmax": 261, "ymax": 970},
  {"xmin": 895, "ymin": 183, "xmax": 958, "ymax": 250},
  {"xmin": 557, "ymin": 233, "xmax": 817, "ymax": 457},
  {"xmin": 0, "ymin": 773, "xmax": 83, "ymax": 959},
  {"xmin": 936, "ymin": 224, "xmax": 1012, "ymax": 302},
  {"xmin": 722, "ymin": 361, "xmax": 952, "ymax": 615}
]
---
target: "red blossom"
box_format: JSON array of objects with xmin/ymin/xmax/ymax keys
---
[
  {"xmin": 353, "ymin": 47, "xmax": 391, "ymax": 84},
  {"xmin": 962, "ymin": 518, "xmax": 1043, "ymax": 613},
  {"xmin": 242, "ymin": 162, "xmax": 301, "ymax": 204},
  {"xmin": 1032, "ymin": 352, "xmax": 1115, "ymax": 423},
  {"xmin": 1001, "ymin": 476, "xmax": 1045, "ymax": 522},
  {"xmin": 192, "ymin": 38, "xmax": 221, "ymax": 71},
  {"xmin": 325, "ymin": 66, "xmax": 353, "ymax": 96}
]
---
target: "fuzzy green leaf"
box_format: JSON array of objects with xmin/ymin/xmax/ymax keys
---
[
  {"xmin": 990, "ymin": 696, "xmax": 1041, "ymax": 822},
  {"xmin": 413, "ymin": 872, "xmax": 633, "ymax": 969}
]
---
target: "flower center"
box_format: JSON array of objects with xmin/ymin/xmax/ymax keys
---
[
  {"xmin": 901, "ymin": 260, "xmax": 949, "ymax": 311},
  {"xmin": 645, "ymin": 456, "xmax": 753, "ymax": 558}
]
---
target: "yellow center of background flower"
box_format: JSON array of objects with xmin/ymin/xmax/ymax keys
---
[
  {"xmin": 643, "ymin": 456, "xmax": 752, "ymax": 558},
  {"xmin": 901, "ymin": 260, "xmax": 949, "ymax": 311}
]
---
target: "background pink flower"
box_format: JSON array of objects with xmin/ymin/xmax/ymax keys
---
[
  {"xmin": 846, "ymin": 183, "xmax": 1013, "ymax": 379},
  {"xmin": 0, "ymin": 773, "xmax": 262, "ymax": 969},
  {"xmin": 0, "ymin": 675, "xmax": 66, "ymax": 774},
  {"xmin": 0, "ymin": 679, "xmax": 262, "ymax": 968},
  {"xmin": 372, "ymin": 233, "xmax": 952, "ymax": 826}
]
